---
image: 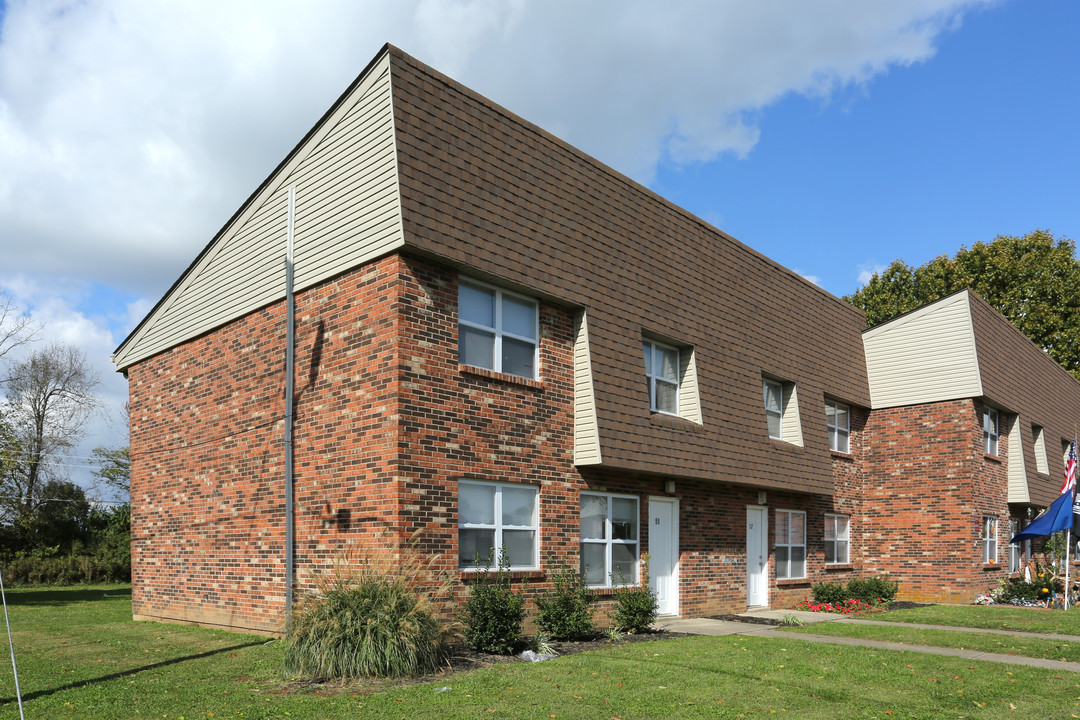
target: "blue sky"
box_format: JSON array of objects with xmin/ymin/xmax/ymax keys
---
[
  {"xmin": 654, "ymin": 1, "xmax": 1080, "ymax": 295},
  {"xmin": 0, "ymin": 0, "xmax": 1077, "ymax": 494}
]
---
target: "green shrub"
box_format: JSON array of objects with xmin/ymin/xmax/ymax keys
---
[
  {"xmin": 846, "ymin": 575, "xmax": 899, "ymax": 605},
  {"xmin": 285, "ymin": 535, "xmax": 455, "ymax": 680},
  {"xmin": 1, "ymin": 554, "xmax": 130, "ymax": 586},
  {"xmin": 610, "ymin": 558, "xmax": 658, "ymax": 633},
  {"xmin": 460, "ymin": 549, "xmax": 526, "ymax": 654},
  {"xmin": 535, "ymin": 558, "xmax": 596, "ymax": 640},
  {"xmin": 811, "ymin": 580, "xmax": 848, "ymax": 606}
]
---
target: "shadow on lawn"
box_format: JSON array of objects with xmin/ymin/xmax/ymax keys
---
[
  {"xmin": 0, "ymin": 640, "xmax": 266, "ymax": 706},
  {"xmin": 3, "ymin": 586, "xmax": 132, "ymax": 607}
]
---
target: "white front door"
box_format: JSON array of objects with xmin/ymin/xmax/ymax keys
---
[
  {"xmin": 746, "ymin": 506, "xmax": 769, "ymax": 607},
  {"xmin": 648, "ymin": 497, "xmax": 679, "ymax": 616}
]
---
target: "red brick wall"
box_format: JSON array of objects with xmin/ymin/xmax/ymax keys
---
[
  {"xmin": 859, "ymin": 399, "xmax": 1011, "ymax": 603},
  {"xmin": 133, "ymin": 251, "xmax": 1005, "ymax": 633}
]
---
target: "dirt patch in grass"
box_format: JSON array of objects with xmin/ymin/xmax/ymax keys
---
[{"xmin": 277, "ymin": 629, "xmax": 690, "ymax": 696}]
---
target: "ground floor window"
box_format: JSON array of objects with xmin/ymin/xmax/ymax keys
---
[
  {"xmin": 775, "ymin": 509, "xmax": 806, "ymax": 579},
  {"xmin": 824, "ymin": 513, "xmax": 850, "ymax": 565},
  {"xmin": 580, "ymin": 492, "xmax": 639, "ymax": 587},
  {"xmin": 458, "ymin": 480, "xmax": 538, "ymax": 570},
  {"xmin": 1008, "ymin": 519, "xmax": 1022, "ymax": 573},
  {"xmin": 982, "ymin": 515, "xmax": 998, "ymax": 565}
]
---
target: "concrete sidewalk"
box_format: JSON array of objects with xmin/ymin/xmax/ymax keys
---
[{"xmin": 654, "ymin": 609, "xmax": 1080, "ymax": 673}]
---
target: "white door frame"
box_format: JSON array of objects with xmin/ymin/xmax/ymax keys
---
[
  {"xmin": 746, "ymin": 505, "xmax": 769, "ymax": 608},
  {"xmin": 648, "ymin": 496, "xmax": 680, "ymax": 616}
]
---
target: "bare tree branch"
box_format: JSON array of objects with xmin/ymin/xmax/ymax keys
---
[{"xmin": 0, "ymin": 290, "xmax": 39, "ymax": 372}]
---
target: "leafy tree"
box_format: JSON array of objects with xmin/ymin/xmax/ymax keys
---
[
  {"xmin": 91, "ymin": 446, "xmax": 130, "ymax": 496},
  {"xmin": 845, "ymin": 230, "xmax": 1080, "ymax": 378},
  {"xmin": 33, "ymin": 480, "xmax": 91, "ymax": 553},
  {"xmin": 1, "ymin": 343, "xmax": 101, "ymax": 522}
]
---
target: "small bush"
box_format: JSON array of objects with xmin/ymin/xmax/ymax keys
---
[
  {"xmin": 846, "ymin": 575, "xmax": 899, "ymax": 605},
  {"xmin": 285, "ymin": 535, "xmax": 455, "ymax": 680},
  {"xmin": 460, "ymin": 549, "xmax": 526, "ymax": 654},
  {"xmin": 535, "ymin": 558, "xmax": 596, "ymax": 640},
  {"xmin": 610, "ymin": 557, "xmax": 658, "ymax": 634},
  {"xmin": 811, "ymin": 580, "xmax": 848, "ymax": 606}
]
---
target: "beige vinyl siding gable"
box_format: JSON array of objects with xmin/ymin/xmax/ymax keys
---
[
  {"xmin": 862, "ymin": 291, "xmax": 983, "ymax": 409},
  {"xmin": 1005, "ymin": 414, "xmax": 1030, "ymax": 503},
  {"xmin": 782, "ymin": 383, "xmax": 804, "ymax": 446},
  {"xmin": 677, "ymin": 347, "xmax": 703, "ymax": 425},
  {"xmin": 573, "ymin": 311, "xmax": 602, "ymax": 465},
  {"xmin": 113, "ymin": 53, "xmax": 404, "ymax": 370}
]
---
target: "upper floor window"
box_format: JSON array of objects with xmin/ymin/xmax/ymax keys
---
[
  {"xmin": 643, "ymin": 339, "xmax": 679, "ymax": 415},
  {"xmin": 826, "ymin": 400, "xmax": 850, "ymax": 453},
  {"xmin": 458, "ymin": 279, "xmax": 538, "ymax": 380},
  {"xmin": 763, "ymin": 376, "xmax": 803, "ymax": 446},
  {"xmin": 983, "ymin": 408, "xmax": 999, "ymax": 456},
  {"xmin": 458, "ymin": 480, "xmax": 539, "ymax": 570},
  {"xmin": 764, "ymin": 379, "xmax": 784, "ymax": 439},
  {"xmin": 1033, "ymin": 425, "xmax": 1049, "ymax": 474}
]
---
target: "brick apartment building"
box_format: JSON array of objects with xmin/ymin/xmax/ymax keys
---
[{"xmin": 112, "ymin": 44, "xmax": 1080, "ymax": 635}]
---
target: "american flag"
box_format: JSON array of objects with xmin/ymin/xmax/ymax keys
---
[{"xmin": 1062, "ymin": 437, "xmax": 1077, "ymax": 494}]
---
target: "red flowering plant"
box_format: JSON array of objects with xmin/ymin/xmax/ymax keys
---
[{"xmin": 792, "ymin": 597, "xmax": 882, "ymax": 615}]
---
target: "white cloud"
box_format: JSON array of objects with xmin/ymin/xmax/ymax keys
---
[
  {"xmin": 794, "ymin": 269, "xmax": 823, "ymax": 287},
  {"xmin": 0, "ymin": 0, "xmax": 992, "ymax": 303}
]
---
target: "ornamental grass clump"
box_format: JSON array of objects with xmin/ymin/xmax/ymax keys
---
[{"xmin": 284, "ymin": 535, "xmax": 456, "ymax": 680}]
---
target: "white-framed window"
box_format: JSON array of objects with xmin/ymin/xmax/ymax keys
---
[
  {"xmin": 775, "ymin": 509, "xmax": 806, "ymax": 580},
  {"xmin": 983, "ymin": 407, "xmax": 999, "ymax": 456},
  {"xmin": 458, "ymin": 480, "xmax": 539, "ymax": 570},
  {"xmin": 643, "ymin": 339, "xmax": 679, "ymax": 415},
  {"xmin": 1008, "ymin": 519, "xmax": 1024, "ymax": 574},
  {"xmin": 580, "ymin": 492, "xmax": 639, "ymax": 587},
  {"xmin": 764, "ymin": 379, "xmax": 784, "ymax": 439},
  {"xmin": 458, "ymin": 279, "xmax": 538, "ymax": 380},
  {"xmin": 824, "ymin": 514, "xmax": 850, "ymax": 565},
  {"xmin": 763, "ymin": 377, "xmax": 803, "ymax": 445},
  {"xmin": 982, "ymin": 515, "xmax": 998, "ymax": 564},
  {"xmin": 826, "ymin": 400, "xmax": 850, "ymax": 454}
]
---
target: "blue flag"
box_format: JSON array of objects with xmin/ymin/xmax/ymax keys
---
[{"xmin": 1012, "ymin": 489, "xmax": 1076, "ymax": 543}]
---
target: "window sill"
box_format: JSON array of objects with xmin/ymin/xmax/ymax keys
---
[
  {"xmin": 588, "ymin": 585, "xmax": 636, "ymax": 597},
  {"xmin": 830, "ymin": 451, "xmax": 854, "ymax": 461},
  {"xmin": 824, "ymin": 564, "xmax": 854, "ymax": 572},
  {"xmin": 770, "ymin": 439, "xmax": 805, "ymax": 452},
  {"xmin": 776, "ymin": 578, "xmax": 811, "ymax": 587},
  {"xmin": 981, "ymin": 563, "xmax": 1002, "ymax": 571},
  {"xmin": 459, "ymin": 364, "xmax": 543, "ymax": 390},
  {"xmin": 983, "ymin": 454, "xmax": 1002, "ymax": 464},
  {"xmin": 459, "ymin": 569, "xmax": 544, "ymax": 581},
  {"xmin": 649, "ymin": 412, "xmax": 703, "ymax": 432}
]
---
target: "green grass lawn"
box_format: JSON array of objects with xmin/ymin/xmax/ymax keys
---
[
  {"xmin": 779, "ymin": 603, "xmax": 1080, "ymax": 664},
  {"xmin": 1, "ymin": 586, "xmax": 1080, "ymax": 719},
  {"xmin": 874, "ymin": 602, "xmax": 1080, "ymax": 634}
]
